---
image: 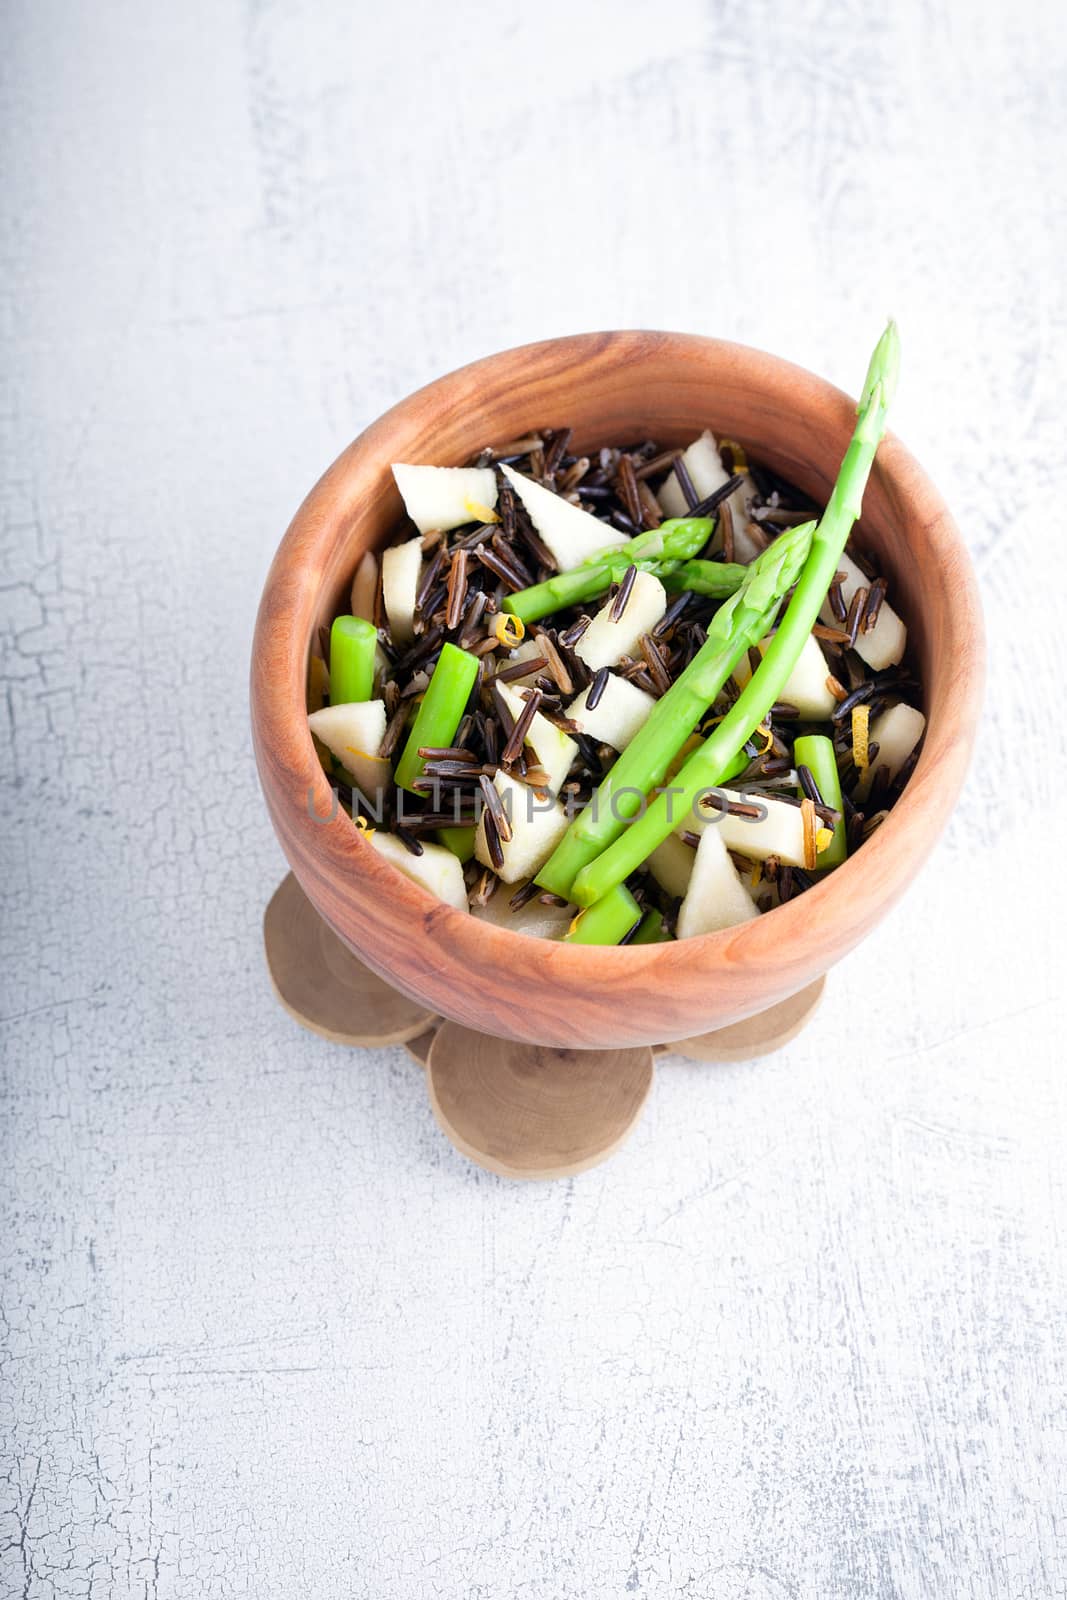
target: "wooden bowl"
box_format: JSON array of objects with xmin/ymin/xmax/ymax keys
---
[{"xmin": 251, "ymin": 332, "xmax": 983, "ymax": 1048}]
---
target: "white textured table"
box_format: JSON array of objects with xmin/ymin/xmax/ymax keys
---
[{"xmin": 3, "ymin": 3, "xmax": 1065, "ymax": 1596}]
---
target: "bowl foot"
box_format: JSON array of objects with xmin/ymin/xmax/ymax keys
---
[
  {"xmin": 661, "ymin": 974, "xmax": 827, "ymax": 1062},
  {"xmin": 262, "ymin": 875, "xmax": 827, "ymax": 1174},
  {"xmin": 426, "ymin": 1023, "xmax": 654, "ymax": 1180},
  {"xmin": 264, "ymin": 872, "xmax": 437, "ymax": 1046}
]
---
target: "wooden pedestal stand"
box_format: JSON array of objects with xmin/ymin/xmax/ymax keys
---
[{"xmin": 265, "ymin": 873, "xmax": 826, "ymax": 1180}]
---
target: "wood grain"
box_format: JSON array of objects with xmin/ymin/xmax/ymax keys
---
[
  {"xmin": 426, "ymin": 1024, "xmax": 654, "ymax": 1179},
  {"xmin": 264, "ymin": 872, "xmax": 436, "ymax": 1046},
  {"xmin": 666, "ymin": 975, "xmax": 827, "ymax": 1063},
  {"xmin": 251, "ymin": 333, "xmax": 984, "ymax": 1047}
]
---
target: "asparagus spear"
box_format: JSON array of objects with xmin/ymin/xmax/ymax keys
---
[
  {"xmin": 436, "ymin": 824, "xmax": 477, "ymax": 863},
  {"xmin": 664, "ymin": 559, "xmax": 765, "ymax": 597},
  {"xmin": 571, "ymin": 321, "xmax": 901, "ymax": 909},
  {"xmin": 563, "ymin": 883, "xmax": 642, "ymax": 945},
  {"xmin": 536, "ymin": 518, "xmax": 816, "ymax": 900},
  {"xmin": 393, "ymin": 642, "xmax": 480, "ymax": 794},
  {"xmin": 329, "ymin": 615, "xmax": 378, "ymax": 705},
  {"xmin": 630, "ymin": 908, "xmax": 670, "ymax": 944},
  {"xmin": 502, "ymin": 518, "xmax": 739, "ymax": 625},
  {"xmin": 794, "ymin": 734, "xmax": 847, "ymax": 868}
]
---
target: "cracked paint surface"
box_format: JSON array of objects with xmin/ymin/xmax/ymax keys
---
[{"xmin": 2, "ymin": 0, "xmax": 1065, "ymax": 1595}]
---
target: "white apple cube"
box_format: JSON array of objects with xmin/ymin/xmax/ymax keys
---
[
  {"xmin": 574, "ymin": 570, "xmax": 668, "ymax": 672},
  {"xmin": 820, "ymin": 551, "xmax": 907, "ymax": 670},
  {"xmin": 473, "ymin": 884, "xmax": 572, "ymax": 941},
  {"xmin": 733, "ymin": 630, "xmax": 837, "ymax": 719},
  {"xmin": 566, "ymin": 672, "xmax": 656, "ymax": 750},
  {"xmin": 370, "ymin": 832, "xmax": 468, "ymax": 913},
  {"xmin": 499, "ymin": 462, "xmax": 628, "ymax": 569},
  {"xmin": 381, "ymin": 536, "xmax": 422, "ymax": 646},
  {"xmin": 688, "ymin": 787, "xmax": 808, "ymax": 868},
  {"xmin": 496, "ymin": 683, "xmax": 577, "ymax": 795},
  {"xmin": 308, "ymin": 699, "xmax": 390, "ymax": 798},
  {"xmin": 474, "ymin": 771, "xmax": 571, "ymax": 883},
  {"xmin": 350, "ymin": 550, "xmax": 378, "ymax": 622},
  {"xmin": 657, "ymin": 429, "xmax": 731, "ymax": 517},
  {"xmin": 648, "ymin": 832, "xmax": 697, "ymax": 899},
  {"xmin": 676, "ymin": 826, "xmax": 760, "ymax": 938},
  {"xmin": 855, "ymin": 702, "xmax": 926, "ymax": 801},
  {"xmin": 391, "ymin": 463, "xmax": 498, "ymax": 534}
]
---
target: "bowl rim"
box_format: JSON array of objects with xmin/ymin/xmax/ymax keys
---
[{"xmin": 251, "ymin": 328, "xmax": 984, "ymax": 991}]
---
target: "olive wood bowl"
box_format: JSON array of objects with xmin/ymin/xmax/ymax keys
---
[{"xmin": 251, "ymin": 331, "xmax": 983, "ymax": 1049}]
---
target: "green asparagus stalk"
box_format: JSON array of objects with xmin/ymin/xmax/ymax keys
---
[
  {"xmin": 563, "ymin": 883, "xmax": 642, "ymax": 945},
  {"xmin": 502, "ymin": 518, "xmax": 739, "ymax": 625},
  {"xmin": 393, "ymin": 642, "xmax": 480, "ymax": 793},
  {"xmin": 794, "ymin": 734, "xmax": 847, "ymax": 868},
  {"xmin": 436, "ymin": 825, "xmax": 477, "ymax": 863},
  {"xmin": 536, "ymin": 518, "xmax": 816, "ymax": 900},
  {"xmin": 630, "ymin": 908, "xmax": 670, "ymax": 944},
  {"xmin": 664, "ymin": 559, "xmax": 762, "ymax": 597},
  {"xmin": 571, "ymin": 321, "xmax": 901, "ymax": 909},
  {"xmin": 329, "ymin": 615, "xmax": 378, "ymax": 705}
]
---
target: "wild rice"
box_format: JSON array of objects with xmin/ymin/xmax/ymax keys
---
[
  {"xmin": 501, "ymin": 688, "xmax": 541, "ymax": 765},
  {"xmin": 616, "ymin": 455, "xmax": 643, "ymax": 528},
  {"xmin": 481, "ymin": 806, "xmax": 505, "ymax": 870},
  {"xmin": 543, "ymin": 427, "xmax": 572, "ymax": 478},
  {"xmin": 416, "ymin": 545, "xmax": 447, "ymax": 615},
  {"xmin": 637, "ymin": 481, "xmax": 663, "ymax": 528},
  {"xmin": 478, "ymin": 772, "xmax": 513, "ymax": 845},
  {"xmin": 611, "ymin": 564, "xmax": 638, "ymax": 621},
  {"xmin": 720, "ymin": 500, "xmax": 735, "ymax": 563},
  {"xmin": 689, "ymin": 473, "xmax": 746, "ymax": 520},
  {"xmin": 634, "ymin": 448, "xmax": 682, "ymax": 481},
  {"xmin": 379, "ymin": 703, "xmax": 411, "ymax": 760},
  {"xmin": 845, "ymin": 585, "xmax": 869, "ymax": 648},
  {"xmin": 831, "ymin": 681, "xmax": 875, "ymax": 723},
  {"xmin": 797, "ymin": 764, "xmax": 824, "ymax": 806},
  {"xmin": 445, "ymin": 548, "xmax": 468, "ymax": 630},
  {"xmin": 585, "ymin": 667, "xmax": 610, "ymax": 711},
  {"xmin": 509, "ymin": 880, "xmax": 540, "ymax": 910},
  {"xmin": 639, "ymin": 632, "xmax": 672, "ymax": 696},
  {"xmin": 558, "ymin": 614, "xmax": 591, "ymax": 649},
  {"xmin": 673, "ymin": 453, "xmax": 699, "ymax": 510},
  {"xmin": 863, "ymin": 576, "xmax": 887, "ymax": 632}
]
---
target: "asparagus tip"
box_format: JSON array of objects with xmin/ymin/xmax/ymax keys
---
[{"xmin": 859, "ymin": 319, "xmax": 901, "ymax": 413}]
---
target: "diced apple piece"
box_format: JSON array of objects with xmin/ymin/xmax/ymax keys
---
[
  {"xmin": 308, "ymin": 699, "xmax": 389, "ymax": 798},
  {"xmin": 370, "ymin": 832, "xmax": 468, "ymax": 913},
  {"xmin": 474, "ymin": 883, "xmax": 572, "ymax": 941},
  {"xmin": 497, "ymin": 682, "xmax": 577, "ymax": 795},
  {"xmin": 499, "ymin": 462, "xmax": 628, "ymax": 569},
  {"xmin": 676, "ymin": 826, "xmax": 759, "ymax": 939},
  {"xmin": 566, "ymin": 672, "xmax": 656, "ymax": 750},
  {"xmin": 658, "ymin": 429, "xmax": 731, "ymax": 517},
  {"xmin": 391, "ymin": 463, "xmax": 498, "ymax": 535},
  {"xmin": 350, "ymin": 551, "xmax": 378, "ymax": 622},
  {"xmin": 855, "ymin": 702, "xmax": 925, "ymax": 801},
  {"xmin": 689, "ymin": 787, "xmax": 808, "ymax": 868},
  {"xmin": 381, "ymin": 537, "xmax": 422, "ymax": 646},
  {"xmin": 474, "ymin": 771, "xmax": 571, "ymax": 883},
  {"xmin": 574, "ymin": 570, "xmax": 667, "ymax": 672},
  {"xmin": 733, "ymin": 630, "xmax": 837, "ymax": 719},
  {"xmin": 821, "ymin": 551, "xmax": 907, "ymax": 670},
  {"xmin": 648, "ymin": 832, "xmax": 697, "ymax": 899}
]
